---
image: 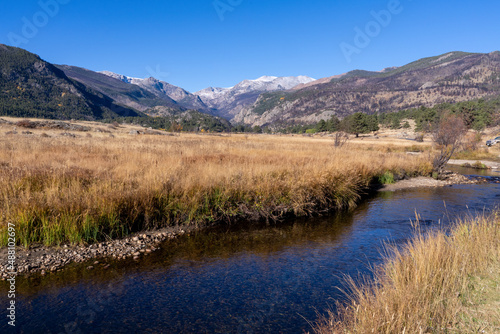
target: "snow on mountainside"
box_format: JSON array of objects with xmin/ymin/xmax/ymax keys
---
[
  {"xmin": 234, "ymin": 51, "xmax": 500, "ymax": 127},
  {"xmin": 194, "ymin": 75, "xmax": 315, "ymax": 119},
  {"xmin": 98, "ymin": 71, "xmax": 141, "ymax": 84},
  {"xmin": 99, "ymin": 71, "xmax": 208, "ymax": 112},
  {"xmin": 195, "ymin": 87, "xmax": 229, "ymax": 101},
  {"xmin": 100, "ymin": 71, "xmax": 315, "ymax": 120},
  {"xmin": 196, "ymin": 75, "xmax": 315, "ymax": 99}
]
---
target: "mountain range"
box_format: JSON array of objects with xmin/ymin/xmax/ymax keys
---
[
  {"xmin": 1, "ymin": 44, "xmax": 500, "ymax": 129},
  {"xmin": 97, "ymin": 71, "xmax": 315, "ymax": 119},
  {"xmin": 194, "ymin": 75, "xmax": 315, "ymax": 119},
  {"xmin": 56, "ymin": 65, "xmax": 182, "ymax": 114},
  {"xmin": 98, "ymin": 71, "xmax": 208, "ymax": 113},
  {"xmin": 0, "ymin": 44, "xmax": 142, "ymax": 120},
  {"xmin": 234, "ymin": 51, "xmax": 500, "ymax": 126}
]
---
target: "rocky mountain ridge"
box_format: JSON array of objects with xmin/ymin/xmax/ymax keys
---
[
  {"xmin": 3, "ymin": 44, "xmax": 500, "ymax": 130},
  {"xmin": 99, "ymin": 71, "xmax": 209, "ymax": 112},
  {"xmin": 0, "ymin": 44, "xmax": 142, "ymax": 120},
  {"xmin": 234, "ymin": 51, "xmax": 500, "ymax": 127},
  {"xmin": 194, "ymin": 75, "xmax": 315, "ymax": 119},
  {"xmin": 99, "ymin": 71, "xmax": 315, "ymax": 119}
]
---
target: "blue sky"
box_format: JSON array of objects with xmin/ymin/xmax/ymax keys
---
[{"xmin": 1, "ymin": 0, "xmax": 499, "ymax": 92}]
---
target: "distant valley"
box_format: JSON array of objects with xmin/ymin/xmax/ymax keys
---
[
  {"xmin": 1, "ymin": 44, "xmax": 500, "ymax": 130},
  {"xmin": 97, "ymin": 71, "xmax": 315, "ymax": 119}
]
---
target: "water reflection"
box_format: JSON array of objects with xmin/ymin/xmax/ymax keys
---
[
  {"xmin": 447, "ymin": 164, "xmax": 500, "ymax": 177},
  {"xmin": 1, "ymin": 183, "xmax": 499, "ymax": 333}
]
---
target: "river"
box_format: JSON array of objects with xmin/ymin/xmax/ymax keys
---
[{"xmin": 1, "ymin": 168, "xmax": 499, "ymax": 333}]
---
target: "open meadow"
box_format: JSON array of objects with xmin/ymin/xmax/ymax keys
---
[
  {"xmin": 1, "ymin": 118, "xmax": 499, "ymax": 333},
  {"xmin": 0, "ymin": 117, "xmax": 437, "ymax": 247}
]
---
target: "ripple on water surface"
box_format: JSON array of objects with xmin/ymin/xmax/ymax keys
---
[{"xmin": 1, "ymin": 181, "xmax": 499, "ymax": 333}]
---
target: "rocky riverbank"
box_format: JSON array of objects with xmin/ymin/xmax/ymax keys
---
[
  {"xmin": 0, "ymin": 224, "xmax": 199, "ymax": 279},
  {"xmin": 380, "ymin": 171, "xmax": 482, "ymax": 192}
]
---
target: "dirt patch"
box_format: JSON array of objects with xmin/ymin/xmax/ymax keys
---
[
  {"xmin": 448, "ymin": 159, "xmax": 500, "ymax": 169},
  {"xmin": 380, "ymin": 173, "xmax": 477, "ymax": 192}
]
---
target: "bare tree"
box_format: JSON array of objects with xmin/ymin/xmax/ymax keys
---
[
  {"xmin": 334, "ymin": 131, "xmax": 349, "ymax": 147},
  {"xmin": 432, "ymin": 113, "xmax": 467, "ymax": 175}
]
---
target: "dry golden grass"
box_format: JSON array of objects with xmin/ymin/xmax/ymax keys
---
[
  {"xmin": 0, "ymin": 119, "xmax": 434, "ymax": 246},
  {"xmin": 313, "ymin": 212, "xmax": 500, "ymax": 334},
  {"xmin": 454, "ymin": 262, "xmax": 500, "ymax": 333}
]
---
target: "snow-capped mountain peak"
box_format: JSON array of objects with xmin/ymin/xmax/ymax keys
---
[
  {"xmin": 254, "ymin": 75, "xmax": 278, "ymax": 82},
  {"xmin": 231, "ymin": 75, "xmax": 315, "ymax": 93},
  {"xmin": 195, "ymin": 86, "xmax": 229, "ymax": 99},
  {"xmin": 193, "ymin": 75, "xmax": 315, "ymax": 118},
  {"xmin": 99, "ymin": 71, "xmax": 208, "ymax": 111},
  {"xmin": 99, "ymin": 71, "xmax": 315, "ymax": 120},
  {"xmin": 99, "ymin": 71, "xmax": 163, "ymax": 88},
  {"xmin": 98, "ymin": 71, "xmax": 142, "ymax": 84}
]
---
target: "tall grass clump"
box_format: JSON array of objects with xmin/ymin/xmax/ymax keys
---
[
  {"xmin": 378, "ymin": 171, "xmax": 395, "ymax": 185},
  {"xmin": 0, "ymin": 133, "xmax": 433, "ymax": 246},
  {"xmin": 313, "ymin": 212, "xmax": 500, "ymax": 334}
]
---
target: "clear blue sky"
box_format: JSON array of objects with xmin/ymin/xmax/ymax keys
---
[{"xmin": 1, "ymin": 0, "xmax": 499, "ymax": 92}]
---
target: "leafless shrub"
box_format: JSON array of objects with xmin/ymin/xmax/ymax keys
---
[
  {"xmin": 16, "ymin": 120, "xmax": 37, "ymax": 129},
  {"xmin": 334, "ymin": 131, "xmax": 349, "ymax": 147},
  {"xmin": 432, "ymin": 114, "xmax": 467, "ymax": 175},
  {"xmin": 461, "ymin": 132, "xmax": 482, "ymax": 151}
]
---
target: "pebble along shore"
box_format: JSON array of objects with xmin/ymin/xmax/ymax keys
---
[{"xmin": 0, "ymin": 225, "xmax": 198, "ymax": 279}]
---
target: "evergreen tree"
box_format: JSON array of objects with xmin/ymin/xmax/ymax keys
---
[
  {"xmin": 343, "ymin": 112, "xmax": 371, "ymax": 137},
  {"xmin": 316, "ymin": 119, "xmax": 327, "ymax": 132}
]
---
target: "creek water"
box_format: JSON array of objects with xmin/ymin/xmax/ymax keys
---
[{"xmin": 1, "ymin": 168, "xmax": 499, "ymax": 333}]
